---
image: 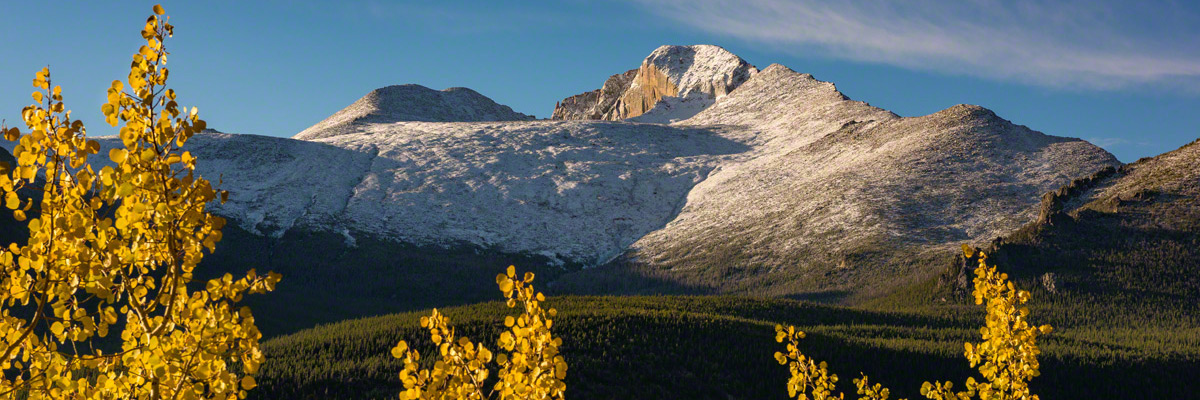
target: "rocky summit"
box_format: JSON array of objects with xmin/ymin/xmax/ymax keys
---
[
  {"xmin": 552, "ymin": 45, "xmax": 758, "ymax": 123},
  {"xmin": 294, "ymin": 84, "xmax": 534, "ymax": 140}
]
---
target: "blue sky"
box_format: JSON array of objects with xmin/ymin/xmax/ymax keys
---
[{"xmin": 2, "ymin": 1, "xmax": 1198, "ymax": 162}]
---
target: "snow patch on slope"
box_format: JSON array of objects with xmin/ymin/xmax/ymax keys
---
[
  {"xmin": 627, "ymin": 95, "xmax": 715, "ymax": 124},
  {"xmin": 83, "ymin": 133, "xmax": 375, "ymax": 237}
]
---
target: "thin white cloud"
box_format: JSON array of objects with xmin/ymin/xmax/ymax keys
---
[
  {"xmin": 1087, "ymin": 137, "xmax": 1128, "ymax": 149},
  {"xmin": 630, "ymin": 0, "xmax": 1200, "ymax": 90},
  {"xmin": 1088, "ymin": 137, "xmax": 1152, "ymax": 150}
]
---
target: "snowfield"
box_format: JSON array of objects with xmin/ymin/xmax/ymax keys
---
[{"xmin": 85, "ymin": 122, "xmax": 752, "ymax": 266}]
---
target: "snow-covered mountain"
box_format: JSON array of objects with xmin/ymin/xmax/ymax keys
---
[
  {"xmin": 619, "ymin": 63, "xmax": 1117, "ymax": 297},
  {"xmin": 26, "ymin": 44, "xmax": 1116, "ymax": 304},
  {"xmin": 294, "ymin": 84, "xmax": 534, "ymax": 140}
]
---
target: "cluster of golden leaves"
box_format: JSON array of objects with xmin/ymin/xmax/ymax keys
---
[
  {"xmin": 773, "ymin": 325, "xmax": 841, "ymax": 400},
  {"xmin": 0, "ymin": 5, "xmax": 279, "ymax": 399},
  {"xmin": 392, "ymin": 308, "xmax": 494, "ymax": 400},
  {"xmin": 392, "ymin": 266, "xmax": 567, "ymax": 400},
  {"xmin": 853, "ymin": 374, "xmax": 893, "ymax": 400},
  {"xmin": 921, "ymin": 246, "xmax": 1052, "ymax": 400},
  {"xmin": 776, "ymin": 245, "xmax": 1052, "ymax": 400}
]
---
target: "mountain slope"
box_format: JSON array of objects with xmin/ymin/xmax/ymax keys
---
[
  {"xmin": 294, "ymin": 84, "xmax": 534, "ymax": 140},
  {"xmin": 561, "ymin": 63, "xmax": 1118, "ymax": 301},
  {"xmin": 0, "ymin": 146, "xmax": 13, "ymax": 167},
  {"xmin": 146, "ymin": 123, "xmax": 751, "ymax": 267},
  {"xmin": 935, "ymin": 137, "xmax": 1200, "ymax": 313}
]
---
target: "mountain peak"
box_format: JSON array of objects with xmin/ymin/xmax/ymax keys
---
[
  {"xmin": 922, "ymin": 104, "xmax": 1009, "ymax": 129},
  {"xmin": 641, "ymin": 45, "xmax": 757, "ymax": 99},
  {"xmin": 759, "ymin": 63, "xmax": 794, "ymax": 73},
  {"xmin": 938, "ymin": 103, "xmax": 997, "ymax": 117},
  {"xmin": 552, "ymin": 44, "xmax": 757, "ymax": 122},
  {"xmin": 294, "ymin": 84, "xmax": 534, "ymax": 140}
]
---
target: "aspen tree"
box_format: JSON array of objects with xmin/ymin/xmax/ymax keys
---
[{"xmin": 0, "ymin": 5, "xmax": 279, "ymax": 398}]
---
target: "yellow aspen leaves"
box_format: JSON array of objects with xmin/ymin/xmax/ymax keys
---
[
  {"xmin": 108, "ymin": 148, "xmax": 126, "ymax": 163},
  {"xmin": 855, "ymin": 374, "xmax": 895, "ymax": 400},
  {"xmin": 240, "ymin": 376, "xmax": 257, "ymax": 390},
  {"xmin": 775, "ymin": 250, "xmax": 1050, "ymax": 400},
  {"xmin": 394, "ymin": 308, "xmax": 490, "ymax": 400},
  {"xmin": 0, "ymin": 4, "xmax": 279, "ymax": 399},
  {"xmin": 774, "ymin": 324, "xmax": 843, "ymax": 400},
  {"xmin": 393, "ymin": 266, "xmax": 566, "ymax": 400},
  {"xmin": 4, "ymin": 192, "xmax": 18, "ymax": 209},
  {"xmin": 921, "ymin": 251, "xmax": 1051, "ymax": 400}
]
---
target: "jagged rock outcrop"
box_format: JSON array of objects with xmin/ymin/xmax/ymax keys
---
[
  {"xmin": 550, "ymin": 69, "xmax": 637, "ymax": 120},
  {"xmin": 1036, "ymin": 165, "xmax": 1118, "ymax": 225},
  {"xmin": 551, "ymin": 91, "xmax": 599, "ymax": 121},
  {"xmin": 552, "ymin": 45, "xmax": 757, "ymax": 122},
  {"xmin": 294, "ymin": 84, "xmax": 534, "ymax": 140},
  {"xmin": 935, "ymin": 252, "xmax": 980, "ymax": 301}
]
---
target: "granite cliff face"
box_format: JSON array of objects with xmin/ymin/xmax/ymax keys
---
[
  {"xmin": 294, "ymin": 84, "xmax": 534, "ymax": 140},
  {"xmin": 552, "ymin": 45, "xmax": 757, "ymax": 122}
]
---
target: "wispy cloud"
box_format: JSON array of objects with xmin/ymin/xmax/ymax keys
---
[
  {"xmin": 1087, "ymin": 137, "xmax": 1153, "ymax": 150},
  {"xmin": 1087, "ymin": 137, "xmax": 1129, "ymax": 149},
  {"xmin": 629, "ymin": 0, "xmax": 1200, "ymax": 90}
]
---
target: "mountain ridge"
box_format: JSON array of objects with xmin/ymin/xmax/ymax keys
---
[
  {"xmin": 934, "ymin": 136, "xmax": 1200, "ymax": 304},
  {"xmin": 183, "ymin": 44, "xmax": 1117, "ymax": 306},
  {"xmin": 0, "ymin": 44, "xmax": 1128, "ymax": 323}
]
